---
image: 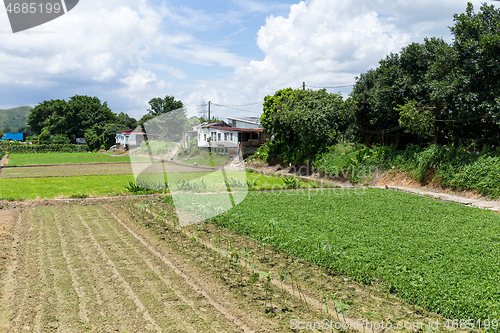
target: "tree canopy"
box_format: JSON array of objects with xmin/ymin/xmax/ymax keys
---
[
  {"xmin": 27, "ymin": 95, "xmax": 138, "ymax": 149},
  {"xmin": 260, "ymin": 88, "xmax": 347, "ymax": 163},
  {"xmin": 137, "ymin": 95, "xmax": 187, "ymax": 142}
]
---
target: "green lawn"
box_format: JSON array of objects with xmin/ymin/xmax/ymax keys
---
[
  {"xmin": 0, "ymin": 174, "xmax": 135, "ymax": 199},
  {"xmin": 7, "ymin": 152, "xmax": 139, "ymax": 166},
  {"xmin": 211, "ymin": 189, "xmax": 500, "ymax": 321}
]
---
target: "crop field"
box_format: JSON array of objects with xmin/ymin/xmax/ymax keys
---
[
  {"xmin": 6, "ymin": 152, "xmax": 147, "ymax": 166},
  {"xmin": 3, "ymin": 151, "xmax": 499, "ymax": 332},
  {"xmin": 4, "ymin": 202, "xmax": 271, "ymax": 332},
  {"xmin": 211, "ymin": 189, "xmax": 500, "ymax": 321},
  {"xmin": 2, "ymin": 198, "xmax": 474, "ymax": 333},
  {"xmin": 0, "ymin": 174, "xmax": 136, "ymax": 199}
]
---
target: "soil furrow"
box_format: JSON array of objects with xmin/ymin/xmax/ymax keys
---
[
  {"xmin": 94, "ymin": 206, "xmax": 236, "ymax": 332},
  {"xmin": 62, "ymin": 207, "xmax": 146, "ymax": 332},
  {"xmin": 101, "ymin": 205, "xmax": 256, "ymax": 333},
  {"xmin": 80, "ymin": 207, "xmax": 195, "ymax": 332},
  {"xmin": 52, "ymin": 208, "xmax": 90, "ymax": 325},
  {"xmin": 75, "ymin": 212, "xmax": 163, "ymax": 332}
]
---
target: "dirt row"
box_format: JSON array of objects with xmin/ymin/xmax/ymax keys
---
[{"xmin": 3, "ymin": 201, "xmax": 258, "ymax": 332}]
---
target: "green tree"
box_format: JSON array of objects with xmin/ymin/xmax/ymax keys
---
[
  {"xmin": 449, "ymin": 2, "xmax": 500, "ymax": 145},
  {"xmin": 261, "ymin": 88, "xmax": 346, "ymax": 163},
  {"xmin": 351, "ymin": 37, "xmax": 456, "ymax": 145},
  {"xmin": 117, "ymin": 112, "xmax": 137, "ymax": 129},
  {"xmin": 27, "ymin": 99, "xmax": 66, "ymax": 134},
  {"xmin": 27, "ymin": 95, "xmax": 118, "ymax": 143},
  {"xmin": 147, "ymin": 95, "xmax": 184, "ymax": 116},
  {"xmin": 138, "ymin": 95, "xmax": 187, "ymax": 142}
]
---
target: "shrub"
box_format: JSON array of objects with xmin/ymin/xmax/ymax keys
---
[
  {"xmin": 137, "ymin": 140, "xmax": 175, "ymax": 156},
  {"xmin": 0, "ymin": 142, "xmax": 89, "ymax": 153},
  {"xmin": 315, "ymin": 143, "xmax": 500, "ymax": 197}
]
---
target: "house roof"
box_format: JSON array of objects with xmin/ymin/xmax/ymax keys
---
[
  {"xmin": 226, "ymin": 116, "xmax": 261, "ymax": 125},
  {"xmin": 211, "ymin": 126, "xmax": 264, "ymax": 132},
  {"xmin": 117, "ymin": 129, "xmax": 145, "ymax": 135},
  {"xmin": 200, "ymin": 120, "xmax": 232, "ymax": 128}
]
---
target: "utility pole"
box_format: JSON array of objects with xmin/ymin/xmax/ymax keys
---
[
  {"xmin": 303, "ymin": 82, "xmax": 306, "ymax": 91},
  {"xmin": 208, "ymin": 101, "xmax": 211, "ymax": 122}
]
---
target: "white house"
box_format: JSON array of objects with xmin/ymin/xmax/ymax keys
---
[
  {"xmin": 196, "ymin": 119, "xmax": 270, "ymax": 157},
  {"xmin": 116, "ymin": 129, "xmax": 146, "ymax": 149}
]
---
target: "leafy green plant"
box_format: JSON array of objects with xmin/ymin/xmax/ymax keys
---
[
  {"xmin": 210, "ymin": 189, "xmax": 500, "ymax": 320},
  {"xmin": 283, "ymin": 176, "xmax": 300, "ymax": 189}
]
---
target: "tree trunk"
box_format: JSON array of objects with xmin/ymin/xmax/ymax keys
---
[{"xmin": 434, "ymin": 124, "xmax": 441, "ymax": 145}]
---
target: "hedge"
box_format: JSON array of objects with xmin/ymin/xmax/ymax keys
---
[{"xmin": 0, "ymin": 142, "xmax": 89, "ymax": 153}]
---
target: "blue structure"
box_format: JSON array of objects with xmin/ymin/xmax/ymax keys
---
[{"xmin": 1, "ymin": 132, "xmax": 25, "ymax": 141}]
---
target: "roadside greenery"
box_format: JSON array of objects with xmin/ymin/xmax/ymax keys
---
[
  {"xmin": 134, "ymin": 140, "xmax": 176, "ymax": 156},
  {"xmin": 211, "ymin": 189, "xmax": 500, "ymax": 321},
  {"xmin": 314, "ymin": 143, "xmax": 500, "ymax": 197}
]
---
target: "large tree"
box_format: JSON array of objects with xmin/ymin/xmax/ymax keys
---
[
  {"xmin": 27, "ymin": 95, "xmax": 119, "ymax": 143},
  {"xmin": 261, "ymin": 88, "xmax": 346, "ymax": 163},
  {"xmin": 449, "ymin": 2, "xmax": 500, "ymax": 145},
  {"xmin": 138, "ymin": 95, "xmax": 187, "ymax": 142},
  {"xmin": 351, "ymin": 37, "xmax": 457, "ymax": 145}
]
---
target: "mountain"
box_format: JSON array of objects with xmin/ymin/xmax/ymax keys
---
[{"xmin": 0, "ymin": 106, "xmax": 32, "ymax": 131}]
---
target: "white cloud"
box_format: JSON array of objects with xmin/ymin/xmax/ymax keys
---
[
  {"xmin": 224, "ymin": 0, "xmax": 484, "ymax": 108},
  {"xmin": 0, "ymin": 0, "xmax": 247, "ymax": 116}
]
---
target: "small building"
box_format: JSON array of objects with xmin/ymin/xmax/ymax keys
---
[
  {"xmin": 115, "ymin": 129, "xmax": 146, "ymax": 149},
  {"xmin": 196, "ymin": 120, "xmax": 270, "ymax": 157},
  {"xmin": 1, "ymin": 133, "xmax": 25, "ymax": 142}
]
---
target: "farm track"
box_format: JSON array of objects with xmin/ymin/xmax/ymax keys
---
[{"xmin": 5, "ymin": 202, "xmax": 270, "ymax": 332}]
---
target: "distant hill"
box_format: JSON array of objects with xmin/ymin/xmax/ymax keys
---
[{"xmin": 0, "ymin": 106, "xmax": 32, "ymax": 131}]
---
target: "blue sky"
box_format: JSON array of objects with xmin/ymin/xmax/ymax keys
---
[{"xmin": 0, "ymin": 0, "xmax": 490, "ymax": 122}]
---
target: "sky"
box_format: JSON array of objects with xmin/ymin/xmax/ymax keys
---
[{"xmin": 0, "ymin": 0, "xmax": 491, "ymax": 122}]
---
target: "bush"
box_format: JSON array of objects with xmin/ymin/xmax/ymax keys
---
[
  {"xmin": 137, "ymin": 141, "xmax": 175, "ymax": 156},
  {"xmin": 315, "ymin": 143, "xmax": 500, "ymax": 197},
  {"xmin": 0, "ymin": 141, "xmax": 88, "ymax": 153}
]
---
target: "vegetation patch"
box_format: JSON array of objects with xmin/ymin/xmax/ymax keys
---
[
  {"xmin": 210, "ymin": 189, "xmax": 500, "ymax": 321},
  {"xmin": 7, "ymin": 152, "xmax": 147, "ymax": 166},
  {"xmin": 0, "ymin": 174, "xmax": 135, "ymax": 200}
]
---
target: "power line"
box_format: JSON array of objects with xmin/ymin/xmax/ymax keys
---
[
  {"xmin": 210, "ymin": 103, "xmax": 262, "ymax": 115},
  {"xmin": 220, "ymin": 101, "xmax": 263, "ymax": 107},
  {"xmin": 307, "ymin": 84, "xmax": 354, "ymax": 89}
]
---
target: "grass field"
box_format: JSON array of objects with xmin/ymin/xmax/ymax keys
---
[
  {"xmin": 211, "ymin": 189, "xmax": 500, "ymax": 321},
  {"xmin": 6, "ymin": 152, "xmax": 147, "ymax": 166},
  {"xmin": 0, "ymin": 174, "xmax": 135, "ymax": 200}
]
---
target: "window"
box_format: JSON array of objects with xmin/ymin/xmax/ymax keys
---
[
  {"xmin": 218, "ymin": 133, "xmax": 221, "ymax": 141},
  {"xmin": 204, "ymin": 134, "xmax": 206, "ymax": 141},
  {"xmin": 224, "ymin": 133, "xmax": 228, "ymax": 141},
  {"xmin": 211, "ymin": 132, "xmax": 216, "ymax": 141},
  {"xmin": 230, "ymin": 133, "xmax": 233, "ymax": 141}
]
